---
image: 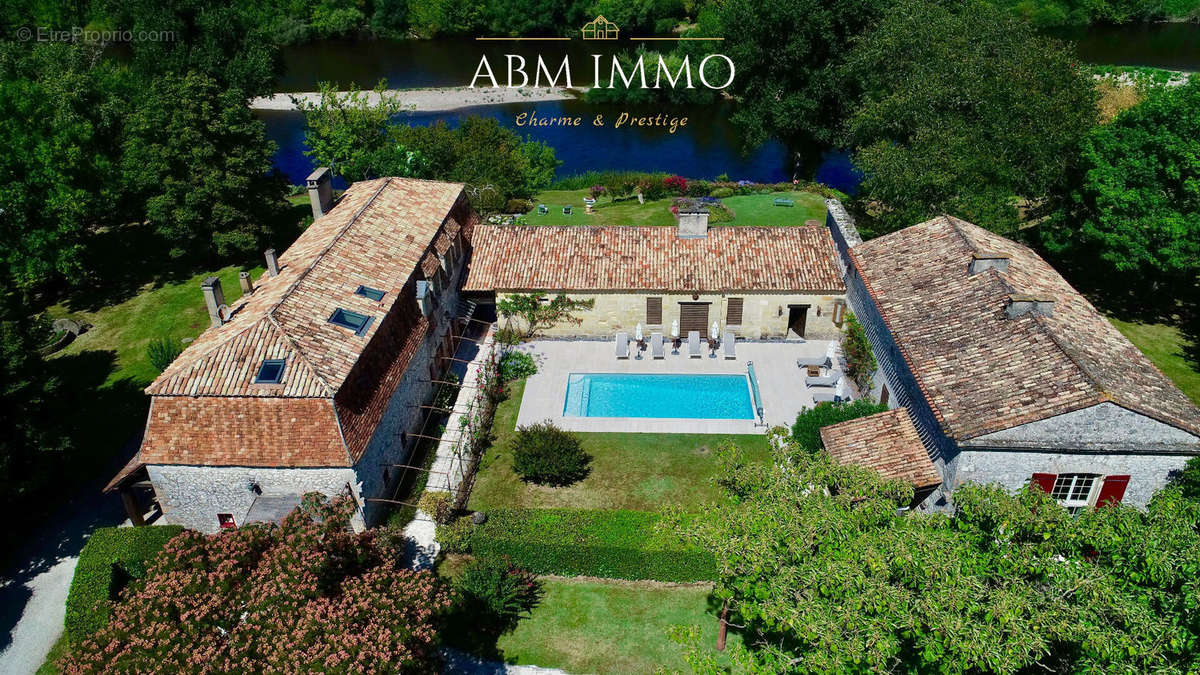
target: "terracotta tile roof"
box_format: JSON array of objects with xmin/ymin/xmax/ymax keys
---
[
  {"xmin": 820, "ymin": 409, "xmax": 941, "ymax": 488},
  {"xmin": 851, "ymin": 216, "xmax": 1200, "ymax": 440},
  {"xmin": 463, "ymin": 225, "xmax": 845, "ymax": 293},
  {"xmin": 148, "ymin": 178, "xmax": 464, "ymax": 398}
]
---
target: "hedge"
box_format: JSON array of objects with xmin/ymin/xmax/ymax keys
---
[
  {"xmin": 469, "ymin": 509, "xmax": 714, "ymax": 582},
  {"xmin": 64, "ymin": 525, "xmax": 184, "ymax": 644}
]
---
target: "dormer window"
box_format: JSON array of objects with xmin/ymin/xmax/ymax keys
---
[
  {"xmin": 329, "ymin": 308, "xmax": 373, "ymax": 336},
  {"xmin": 355, "ymin": 285, "xmax": 385, "ymax": 302},
  {"xmin": 254, "ymin": 358, "xmax": 286, "ymax": 384}
]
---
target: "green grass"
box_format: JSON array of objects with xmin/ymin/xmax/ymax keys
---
[
  {"xmin": 35, "ymin": 634, "xmax": 69, "ymax": 674},
  {"xmin": 1109, "ymin": 316, "xmax": 1200, "ymax": 405},
  {"xmin": 489, "ymin": 577, "xmax": 740, "ymax": 674},
  {"xmin": 527, "ymin": 188, "xmax": 827, "ymax": 228},
  {"xmin": 467, "ymin": 379, "xmax": 771, "ymax": 512}
]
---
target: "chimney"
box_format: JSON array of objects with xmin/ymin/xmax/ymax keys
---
[
  {"xmin": 238, "ymin": 271, "xmax": 253, "ymax": 295},
  {"xmin": 1006, "ymin": 295, "xmax": 1055, "ymax": 319},
  {"xmin": 264, "ymin": 248, "xmax": 279, "ymax": 277},
  {"xmin": 969, "ymin": 253, "xmax": 1010, "ymax": 276},
  {"xmin": 415, "ymin": 280, "xmax": 432, "ymax": 317},
  {"xmin": 201, "ymin": 276, "xmax": 226, "ymax": 327},
  {"xmin": 306, "ymin": 167, "xmax": 333, "ymax": 220},
  {"xmin": 678, "ymin": 210, "xmax": 709, "ymax": 238}
]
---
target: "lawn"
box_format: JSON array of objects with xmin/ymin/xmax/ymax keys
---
[
  {"xmin": 1109, "ymin": 316, "xmax": 1200, "ymax": 405},
  {"xmin": 467, "ymin": 379, "xmax": 771, "ymax": 512},
  {"xmin": 449, "ymin": 575, "xmax": 741, "ymax": 674},
  {"xmin": 528, "ymin": 188, "xmax": 827, "ymax": 228}
]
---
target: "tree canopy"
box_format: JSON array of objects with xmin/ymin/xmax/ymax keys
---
[
  {"xmin": 668, "ymin": 430, "xmax": 1200, "ymax": 673},
  {"xmin": 1041, "ymin": 77, "xmax": 1200, "ymax": 289}
]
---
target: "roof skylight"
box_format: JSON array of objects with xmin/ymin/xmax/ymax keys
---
[
  {"xmin": 254, "ymin": 359, "xmax": 286, "ymax": 384},
  {"xmin": 329, "ymin": 308, "xmax": 373, "ymax": 336},
  {"xmin": 355, "ymin": 285, "xmax": 385, "ymax": 302}
]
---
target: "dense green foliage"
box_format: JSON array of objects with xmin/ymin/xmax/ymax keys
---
[
  {"xmin": 841, "ymin": 312, "xmax": 875, "ymax": 388},
  {"xmin": 62, "ymin": 494, "xmax": 453, "ymax": 673},
  {"xmin": 843, "ymin": 0, "xmax": 1097, "ymax": 235},
  {"xmin": 454, "ymin": 557, "xmax": 543, "ymax": 631},
  {"xmin": 984, "ymin": 0, "xmax": 1200, "ymax": 26},
  {"xmin": 296, "ymin": 82, "xmax": 425, "ymax": 182},
  {"xmin": 510, "ymin": 422, "xmax": 591, "ymax": 486},
  {"xmin": 791, "ymin": 399, "xmax": 889, "ymax": 452},
  {"xmin": 669, "ymin": 431, "xmax": 1200, "ymax": 673},
  {"xmin": 63, "ymin": 525, "xmax": 184, "ymax": 644},
  {"xmin": 498, "ymin": 351, "xmax": 538, "ymax": 381},
  {"xmin": 469, "ymin": 509, "xmax": 715, "ymax": 581},
  {"xmin": 1042, "ymin": 77, "xmax": 1200, "ymax": 289},
  {"xmin": 418, "ymin": 490, "xmax": 456, "ymax": 525},
  {"xmin": 145, "ymin": 337, "xmax": 182, "ymax": 373},
  {"xmin": 0, "ymin": 315, "xmax": 71, "ymax": 510},
  {"xmin": 497, "ymin": 293, "xmax": 595, "ymax": 337}
]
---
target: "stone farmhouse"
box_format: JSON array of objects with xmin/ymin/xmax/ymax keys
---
[
  {"xmin": 826, "ymin": 201, "xmax": 1200, "ymax": 509},
  {"xmin": 105, "ymin": 171, "xmax": 478, "ymax": 532},
  {"xmin": 464, "ymin": 213, "xmax": 847, "ymax": 341}
]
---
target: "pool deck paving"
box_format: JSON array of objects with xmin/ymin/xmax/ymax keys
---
[{"xmin": 513, "ymin": 338, "xmax": 844, "ymax": 434}]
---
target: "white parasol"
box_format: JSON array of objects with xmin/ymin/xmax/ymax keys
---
[
  {"xmin": 671, "ymin": 319, "xmax": 679, "ymax": 339},
  {"xmin": 635, "ymin": 323, "xmax": 643, "ymax": 342},
  {"xmin": 710, "ymin": 321, "xmax": 720, "ymax": 341}
]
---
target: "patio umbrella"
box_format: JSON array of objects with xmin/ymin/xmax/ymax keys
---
[
  {"xmin": 671, "ymin": 319, "xmax": 679, "ymax": 339},
  {"xmin": 710, "ymin": 321, "xmax": 720, "ymax": 341},
  {"xmin": 635, "ymin": 323, "xmax": 643, "ymax": 342}
]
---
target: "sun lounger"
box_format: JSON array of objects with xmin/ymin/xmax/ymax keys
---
[
  {"xmin": 616, "ymin": 331, "xmax": 630, "ymax": 359},
  {"xmin": 723, "ymin": 330, "xmax": 736, "ymax": 359},
  {"xmin": 688, "ymin": 330, "xmax": 702, "ymax": 358},
  {"xmin": 651, "ymin": 332, "xmax": 664, "ymax": 359},
  {"xmin": 806, "ymin": 370, "xmax": 842, "ymax": 387},
  {"xmin": 811, "ymin": 387, "xmax": 842, "ymax": 403},
  {"xmin": 797, "ymin": 355, "xmax": 830, "ymax": 368}
]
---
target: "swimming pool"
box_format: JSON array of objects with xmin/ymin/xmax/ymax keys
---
[{"xmin": 563, "ymin": 373, "xmax": 755, "ymax": 420}]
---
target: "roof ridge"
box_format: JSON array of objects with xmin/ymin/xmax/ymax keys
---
[{"xmin": 265, "ymin": 313, "xmax": 335, "ymax": 397}]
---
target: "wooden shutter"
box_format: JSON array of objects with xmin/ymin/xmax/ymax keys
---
[
  {"xmin": 679, "ymin": 303, "xmax": 709, "ymax": 334},
  {"xmin": 1030, "ymin": 473, "xmax": 1057, "ymax": 494},
  {"xmin": 726, "ymin": 297, "xmax": 744, "ymax": 325},
  {"xmin": 646, "ymin": 297, "xmax": 662, "ymax": 324},
  {"xmin": 1096, "ymin": 475, "xmax": 1130, "ymax": 506}
]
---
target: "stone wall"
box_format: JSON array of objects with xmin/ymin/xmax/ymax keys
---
[
  {"xmin": 950, "ymin": 449, "xmax": 1189, "ymax": 508},
  {"xmin": 964, "ymin": 402, "xmax": 1199, "ymax": 453},
  {"xmin": 148, "ymin": 464, "xmax": 359, "ymax": 533},
  {"xmin": 497, "ymin": 290, "xmax": 843, "ymax": 340}
]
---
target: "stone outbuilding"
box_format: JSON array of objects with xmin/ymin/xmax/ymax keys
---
[
  {"xmin": 463, "ymin": 214, "xmax": 847, "ymax": 340},
  {"xmin": 826, "ymin": 201, "xmax": 1200, "ymax": 509},
  {"xmin": 106, "ymin": 174, "xmax": 479, "ymax": 532},
  {"xmin": 820, "ymin": 408, "xmax": 942, "ymax": 509}
]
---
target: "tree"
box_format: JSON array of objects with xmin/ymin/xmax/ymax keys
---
[
  {"xmin": 61, "ymin": 493, "xmax": 454, "ymax": 673},
  {"xmin": 497, "ymin": 293, "xmax": 595, "ymax": 338},
  {"xmin": 297, "ymin": 81, "xmax": 424, "ymax": 182},
  {"xmin": 1041, "ymin": 77, "xmax": 1200, "ymax": 290},
  {"xmin": 790, "ymin": 399, "xmax": 888, "ymax": 453},
  {"xmin": 667, "ymin": 430, "xmax": 1200, "ymax": 673},
  {"xmin": 121, "ymin": 71, "xmax": 287, "ymax": 260},
  {"xmin": 841, "ymin": 0, "xmax": 1097, "ymax": 236}
]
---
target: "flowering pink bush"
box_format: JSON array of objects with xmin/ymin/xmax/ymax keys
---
[
  {"xmin": 61, "ymin": 494, "xmax": 453, "ymax": 673},
  {"xmin": 664, "ymin": 175, "xmax": 688, "ymax": 195}
]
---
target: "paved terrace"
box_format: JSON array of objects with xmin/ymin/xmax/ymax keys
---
[{"xmin": 513, "ymin": 338, "xmax": 846, "ymax": 434}]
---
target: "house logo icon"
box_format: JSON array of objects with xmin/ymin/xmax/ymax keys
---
[{"xmin": 581, "ymin": 15, "xmax": 619, "ymax": 40}]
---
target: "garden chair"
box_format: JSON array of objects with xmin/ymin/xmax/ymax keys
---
[
  {"xmin": 773, "ymin": 198, "xmax": 794, "ymax": 207},
  {"xmin": 537, "ymin": 204, "xmax": 548, "ymax": 215},
  {"xmin": 616, "ymin": 331, "xmax": 630, "ymax": 359},
  {"xmin": 651, "ymin": 332, "xmax": 665, "ymax": 359},
  {"xmin": 688, "ymin": 331, "xmax": 702, "ymax": 358},
  {"xmin": 563, "ymin": 205, "xmax": 572, "ymax": 215},
  {"xmin": 723, "ymin": 330, "xmax": 736, "ymax": 359},
  {"xmin": 806, "ymin": 370, "xmax": 842, "ymax": 387}
]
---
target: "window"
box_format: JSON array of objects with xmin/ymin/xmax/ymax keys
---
[
  {"xmin": 355, "ymin": 285, "xmax": 385, "ymax": 302},
  {"xmin": 254, "ymin": 359, "xmax": 286, "ymax": 384},
  {"xmin": 329, "ymin": 308, "xmax": 373, "ymax": 336},
  {"xmin": 217, "ymin": 513, "xmax": 236, "ymax": 530},
  {"xmin": 726, "ymin": 297, "xmax": 744, "ymax": 325},
  {"xmin": 1049, "ymin": 473, "xmax": 1099, "ymax": 513},
  {"xmin": 646, "ymin": 297, "xmax": 662, "ymax": 325}
]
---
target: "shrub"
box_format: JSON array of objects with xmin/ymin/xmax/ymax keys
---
[
  {"xmin": 639, "ymin": 176, "xmax": 667, "ymax": 200},
  {"xmin": 455, "ymin": 557, "xmax": 542, "ymax": 630},
  {"xmin": 588, "ymin": 185, "xmax": 606, "ymax": 200},
  {"xmin": 437, "ymin": 516, "xmax": 474, "ymax": 554},
  {"xmin": 64, "ymin": 525, "xmax": 184, "ymax": 644},
  {"xmin": 510, "ymin": 422, "xmax": 590, "ymax": 486},
  {"xmin": 792, "ymin": 399, "xmax": 890, "ymax": 453},
  {"xmin": 664, "ymin": 175, "xmax": 688, "ymax": 195},
  {"xmin": 499, "ymin": 351, "xmax": 537, "ymax": 381},
  {"xmin": 470, "ymin": 509, "xmax": 715, "ymax": 582},
  {"xmin": 419, "ymin": 490, "xmax": 456, "ymax": 525},
  {"xmin": 146, "ymin": 337, "xmax": 182, "ymax": 373},
  {"xmin": 433, "ymin": 370, "xmax": 461, "ymax": 411},
  {"xmin": 494, "ymin": 326, "xmax": 523, "ymax": 347},
  {"xmin": 504, "ymin": 198, "xmax": 531, "ymax": 213},
  {"xmin": 1172, "ymin": 457, "xmax": 1200, "ymax": 499},
  {"xmin": 710, "ymin": 187, "xmax": 734, "ymax": 198},
  {"xmin": 842, "ymin": 312, "xmax": 877, "ymax": 390},
  {"xmin": 686, "ymin": 179, "xmax": 711, "ymax": 197}
]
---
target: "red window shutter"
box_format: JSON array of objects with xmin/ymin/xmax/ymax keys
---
[
  {"xmin": 1096, "ymin": 475, "xmax": 1130, "ymax": 507},
  {"xmin": 1030, "ymin": 473, "xmax": 1057, "ymax": 494}
]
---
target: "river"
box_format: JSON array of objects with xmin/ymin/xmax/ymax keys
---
[{"xmin": 259, "ymin": 24, "xmax": 1199, "ymax": 191}]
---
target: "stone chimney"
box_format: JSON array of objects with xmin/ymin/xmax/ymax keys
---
[
  {"xmin": 678, "ymin": 210, "xmax": 709, "ymax": 238},
  {"xmin": 201, "ymin": 277, "xmax": 226, "ymax": 327},
  {"xmin": 264, "ymin": 248, "xmax": 279, "ymax": 277},
  {"xmin": 969, "ymin": 253, "xmax": 1010, "ymax": 276},
  {"xmin": 1006, "ymin": 295, "xmax": 1055, "ymax": 319},
  {"xmin": 306, "ymin": 167, "xmax": 333, "ymax": 220},
  {"xmin": 239, "ymin": 271, "xmax": 253, "ymax": 295}
]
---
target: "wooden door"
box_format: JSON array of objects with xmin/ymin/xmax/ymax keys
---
[{"xmin": 679, "ymin": 302, "xmax": 710, "ymax": 335}]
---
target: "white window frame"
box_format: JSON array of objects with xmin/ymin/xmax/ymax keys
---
[{"xmin": 1049, "ymin": 473, "xmax": 1100, "ymax": 513}]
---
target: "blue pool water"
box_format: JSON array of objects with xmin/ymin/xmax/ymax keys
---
[{"xmin": 563, "ymin": 373, "xmax": 755, "ymax": 420}]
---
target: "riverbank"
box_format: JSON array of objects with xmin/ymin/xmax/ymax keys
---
[{"xmin": 250, "ymin": 86, "xmax": 583, "ymax": 111}]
